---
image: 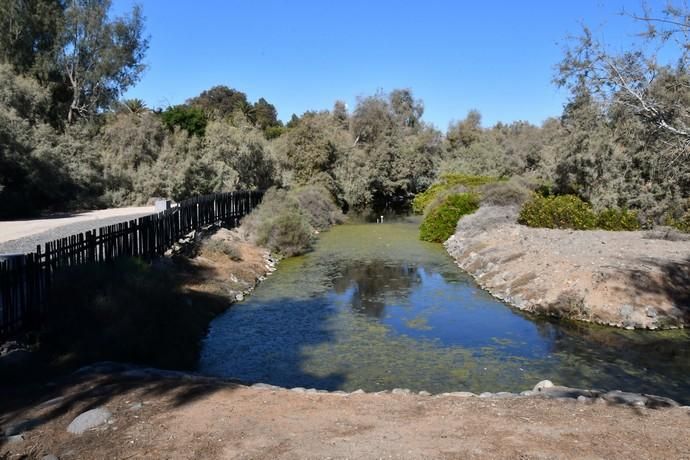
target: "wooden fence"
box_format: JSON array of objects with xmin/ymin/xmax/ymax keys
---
[{"xmin": 0, "ymin": 190, "xmax": 264, "ymax": 339}]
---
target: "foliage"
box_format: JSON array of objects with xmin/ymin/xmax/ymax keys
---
[
  {"xmin": 292, "ymin": 185, "xmax": 345, "ymax": 230},
  {"xmin": 479, "ymin": 177, "xmax": 535, "ymax": 207},
  {"xmin": 59, "ymin": 0, "xmax": 148, "ymax": 123},
  {"xmin": 596, "ymin": 208, "xmax": 641, "ymax": 231},
  {"xmin": 412, "ymin": 174, "xmax": 499, "ymax": 214},
  {"xmin": 161, "ymin": 105, "xmax": 207, "ymax": 137},
  {"xmin": 666, "ymin": 211, "xmax": 690, "ymax": 233},
  {"xmin": 419, "ymin": 193, "xmax": 479, "ymax": 242},
  {"xmin": 518, "ymin": 194, "xmax": 597, "ymax": 230}
]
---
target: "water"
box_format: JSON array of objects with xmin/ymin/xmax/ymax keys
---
[{"xmin": 199, "ymin": 217, "xmax": 690, "ymax": 403}]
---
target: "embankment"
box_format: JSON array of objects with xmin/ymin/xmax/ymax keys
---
[{"xmin": 445, "ymin": 206, "xmax": 690, "ymax": 329}]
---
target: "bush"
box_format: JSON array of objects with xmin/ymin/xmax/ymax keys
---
[
  {"xmin": 293, "ymin": 185, "xmax": 345, "ymax": 230},
  {"xmin": 518, "ymin": 194, "xmax": 597, "ymax": 230},
  {"xmin": 479, "ymin": 177, "xmax": 534, "ymax": 207},
  {"xmin": 596, "ymin": 208, "xmax": 640, "ymax": 231},
  {"xmin": 665, "ymin": 210, "xmax": 690, "ymax": 233},
  {"xmin": 241, "ymin": 186, "xmax": 343, "ymax": 257},
  {"xmin": 419, "ymin": 193, "xmax": 480, "ymax": 242},
  {"xmin": 412, "ymin": 174, "xmax": 500, "ymax": 214}
]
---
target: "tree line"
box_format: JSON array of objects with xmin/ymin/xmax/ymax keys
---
[{"xmin": 1, "ymin": 0, "xmax": 688, "ymax": 227}]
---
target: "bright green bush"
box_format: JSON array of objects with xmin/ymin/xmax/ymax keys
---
[
  {"xmin": 419, "ymin": 193, "xmax": 480, "ymax": 242},
  {"xmin": 518, "ymin": 194, "xmax": 597, "ymax": 230},
  {"xmin": 596, "ymin": 208, "xmax": 640, "ymax": 231},
  {"xmin": 412, "ymin": 174, "xmax": 500, "ymax": 214}
]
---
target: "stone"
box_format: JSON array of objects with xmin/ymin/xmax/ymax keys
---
[
  {"xmin": 645, "ymin": 306, "xmax": 658, "ymax": 319},
  {"xmin": 520, "ymin": 390, "xmax": 537, "ymax": 397},
  {"xmin": 6, "ymin": 434, "xmax": 24, "ymax": 444},
  {"xmin": 643, "ymin": 394, "xmax": 680, "ymax": 408},
  {"xmin": 351, "ymin": 389, "xmax": 365, "ymax": 395},
  {"xmin": 602, "ymin": 390, "xmax": 648, "ymax": 407},
  {"xmin": 447, "ymin": 392, "xmax": 476, "ymax": 398},
  {"xmin": 577, "ymin": 395, "xmax": 589, "ymax": 404},
  {"xmin": 533, "ymin": 380, "xmax": 554, "ymax": 392},
  {"xmin": 391, "ymin": 388, "xmax": 411, "ymax": 395},
  {"xmin": 128, "ymin": 402, "xmax": 143, "ymax": 411},
  {"xmin": 252, "ymin": 383, "xmax": 281, "ymax": 391},
  {"xmin": 418, "ymin": 391, "xmax": 431, "ymax": 396},
  {"xmin": 479, "ymin": 392, "xmax": 494, "ymax": 398},
  {"xmin": 41, "ymin": 455, "xmax": 59, "ymax": 460},
  {"xmin": 290, "ymin": 387, "xmax": 306, "ymax": 393},
  {"xmin": 67, "ymin": 408, "xmax": 112, "ymax": 434},
  {"xmin": 235, "ymin": 293, "xmax": 244, "ymax": 302},
  {"xmin": 4, "ymin": 419, "xmax": 38, "ymax": 436}
]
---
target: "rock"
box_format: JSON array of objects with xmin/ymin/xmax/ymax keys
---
[
  {"xmin": 351, "ymin": 389, "xmax": 365, "ymax": 395},
  {"xmin": 602, "ymin": 390, "xmax": 648, "ymax": 407},
  {"xmin": 128, "ymin": 402, "xmax": 143, "ymax": 411},
  {"xmin": 577, "ymin": 395, "xmax": 589, "ymax": 404},
  {"xmin": 252, "ymin": 383, "xmax": 281, "ymax": 391},
  {"xmin": 645, "ymin": 306, "xmax": 658, "ymax": 319},
  {"xmin": 4, "ymin": 419, "xmax": 38, "ymax": 436},
  {"xmin": 479, "ymin": 392, "xmax": 494, "ymax": 398},
  {"xmin": 5, "ymin": 434, "xmax": 24, "ymax": 444},
  {"xmin": 290, "ymin": 387, "xmax": 306, "ymax": 393},
  {"xmin": 418, "ymin": 391, "xmax": 431, "ymax": 396},
  {"xmin": 495, "ymin": 392, "xmax": 516, "ymax": 398},
  {"xmin": 67, "ymin": 408, "xmax": 112, "ymax": 434},
  {"xmin": 305, "ymin": 388, "xmax": 318, "ymax": 394},
  {"xmin": 235, "ymin": 293, "xmax": 244, "ymax": 302},
  {"xmin": 446, "ymin": 392, "xmax": 476, "ymax": 398},
  {"xmin": 391, "ymin": 388, "xmax": 411, "ymax": 395},
  {"xmin": 643, "ymin": 394, "xmax": 680, "ymax": 409},
  {"xmin": 41, "ymin": 455, "xmax": 59, "ymax": 460},
  {"xmin": 520, "ymin": 390, "xmax": 537, "ymax": 397},
  {"xmin": 533, "ymin": 380, "xmax": 554, "ymax": 392}
]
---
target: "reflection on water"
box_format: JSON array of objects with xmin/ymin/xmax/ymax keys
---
[{"xmin": 199, "ymin": 217, "xmax": 690, "ymax": 403}]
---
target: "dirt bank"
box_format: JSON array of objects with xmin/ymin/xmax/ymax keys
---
[
  {"xmin": 1, "ymin": 367, "xmax": 689, "ymax": 459},
  {"xmin": 445, "ymin": 206, "xmax": 690, "ymax": 329}
]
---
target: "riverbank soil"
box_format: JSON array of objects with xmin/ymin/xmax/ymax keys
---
[
  {"xmin": 445, "ymin": 206, "xmax": 690, "ymax": 329},
  {"xmin": 1, "ymin": 370, "xmax": 689, "ymax": 459}
]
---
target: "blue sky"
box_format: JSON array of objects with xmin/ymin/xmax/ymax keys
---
[{"xmin": 113, "ymin": 1, "xmax": 659, "ymax": 130}]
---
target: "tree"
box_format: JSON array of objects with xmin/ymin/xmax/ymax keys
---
[
  {"xmin": 161, "ymin": 105, "xmax": 207, "ymax": 137},
  {"xmin": 253, "ymin": 97, "xmax": 280, "ymax": 131},
  {"xmin": 0, "ymin": 0, "xmax": 64, "ymax": 74},
  {"xmin": 187, "ymin": 85, "xmax": 249, "ymax": 119},
  {"xmin": 58, "ymin": 0, "xmax": 148, "ymax": 123}
]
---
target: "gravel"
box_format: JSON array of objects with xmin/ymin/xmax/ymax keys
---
[{"xmin": 0, "ymin": 212, "xmax": 154, "ymax": 255}]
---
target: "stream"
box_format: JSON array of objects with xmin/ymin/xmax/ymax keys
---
[{"xmin": 199, "ymin": 217, "xmax": 690, "ymax": 403}]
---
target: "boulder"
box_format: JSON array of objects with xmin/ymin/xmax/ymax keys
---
[{"xmin": 67, "ymin": 408, "xmax": 112, "ymax": 434}]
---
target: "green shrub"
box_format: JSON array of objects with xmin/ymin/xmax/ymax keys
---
[
  {"xmin": 518, "ymin": 194, "xmax": 597, "ymax": 230},
  {"xmin": 255, "ymin": 211, "xmax": 313, "ymax": 257},
  {"xmin": 412, "ymin": 174, "xmax": 500, "ymax": 214},
  {"xmin": 596, "ymin": 208, "xmax": 640, "ymax": 231},
  {"xmin": 419, "ymin": 193, "xmax": 480, "ymax": 242}
]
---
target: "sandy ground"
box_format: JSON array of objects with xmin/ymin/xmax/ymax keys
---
[
  {"xmin": 0, "ymin": 207, "xmax": 155, "ymax": 245},
  {"xmin": 445, "ymin": 206, "xmax": 690, "ymax": 329},
  {"xmin": 1, "ymin": 370, "xmax": 689, "ymax": 460}
]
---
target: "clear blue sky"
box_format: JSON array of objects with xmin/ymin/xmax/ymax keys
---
[{"xmin": 113, "ymin": 0, "xmax": 657, "ymax": 130}]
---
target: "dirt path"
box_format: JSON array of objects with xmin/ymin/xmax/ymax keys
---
[
  {"xmin": 445, "ymin": 206, "xmax": 690, "ymax": 329},
  {"xmin": 0, "ymin": 206, "xmax": 155, "ymax": 250},
  {"xmin": 1, "ymin": 370, "xmax": 689, "ymax": 460}
]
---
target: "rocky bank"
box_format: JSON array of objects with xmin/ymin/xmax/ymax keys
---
[{"xmin": 445, "ymin": 206, "xmax": 690, "ymax": 329}]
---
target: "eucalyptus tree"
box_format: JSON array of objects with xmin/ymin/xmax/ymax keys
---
[{"xmin": 58, "ymin": 0, "xmax": 148, "ymax": 123}]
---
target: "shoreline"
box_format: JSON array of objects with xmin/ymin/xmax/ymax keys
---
[{"xmin": 444, "ymin": 206, "xmax": 690, "ymax": 330}]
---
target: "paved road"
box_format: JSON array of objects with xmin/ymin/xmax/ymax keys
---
[{"xmin": 0, "ymin": 207, "xmax": 155, "ymax": 255}]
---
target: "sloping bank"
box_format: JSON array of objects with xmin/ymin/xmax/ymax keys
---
[{"xmin": 444, "ymin": 205, "xmax": 690, "ymax": 329}]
